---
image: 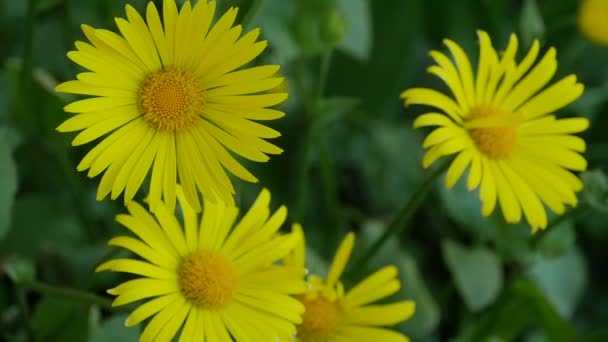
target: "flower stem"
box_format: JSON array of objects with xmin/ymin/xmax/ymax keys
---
[
  {"xmin": 20, "ymin": 280, "xmax": 114, "ymax": 310},
  {"xmin": 353, "ymin": 160, "xmax": 450, "ymax": 274},
  {"xmin": 294, "ymin": 49, "xmax": 335, "ymax": 221}
]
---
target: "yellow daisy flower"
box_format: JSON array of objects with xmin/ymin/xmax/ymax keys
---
[
  {"xmin": 401, "ymin": 30, "xmax": 589, "ymax": 231},
  {"xmin": 56, "ymin": 0, "xmax": 286, "ymax": 211},
  {"xmin": 578, "ymin": 0, "xmax": 608, "ymax": 46},
  {"xmin": 287, "ymin": 224, "xmax": 415, "ymax": 342},
  {"xmin": 97, "ymin": 188, "xmax": 306, "ymax": 341}
]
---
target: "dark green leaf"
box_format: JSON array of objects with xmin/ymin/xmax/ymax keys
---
[
  {"xmin": 32, "ymin": 297, "xmax": 90, "ymax": 342},
  {"xmin": 3, "ymin": 256, "xmax": 35, "ymax": 284}
]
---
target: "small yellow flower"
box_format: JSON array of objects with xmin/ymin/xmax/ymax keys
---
[
  {"xmin": 97, "ymin": 188, "xmax": 306, "ymax": 341},
  {"xmin": 401, "ymin": 30, "xmax": 589, "ymax": 231},
  {"xmin": 56, "ymin": 0, "xmax": 286, "ymax": 211},
  {"xmin": 287, "ymin": 225, "xmax": 415, "ymax": 342},
  {"xmin": 578, "ymin": 0, "xmax": 608, "ymax": 46}
]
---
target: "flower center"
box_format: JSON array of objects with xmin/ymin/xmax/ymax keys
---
[
  {"xmin": 466, "ymin": 107, "xmax": 518, "ymax": 159},
  {"xmin": 297, "ymin": 295, "xmax": 341, "ymax": 342},
  {"xmin": 178, "ymin": 251, "xmax": 238, "ymax": 309},
  {"xmin": 138, "ymin": 67, "xmax": 204, "ymax": 132}
]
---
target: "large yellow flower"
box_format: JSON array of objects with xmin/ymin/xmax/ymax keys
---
[
  {"xmin": 56, "ymin": 0, "xmax": 286, "ymax": 212},
  {"xmin": 578, "ymin": 0, "xmax": 608, "ymax": 46},
  {"xmin": 287, "ymin": 225, "xmax": 415, "ymax": 342},
  {"xmin": 97, "ymin": 188, "xmax": 306, "ymax": 341},
  {"xmin": 401, "ymin": 30, "xmax": 589, "ymax": 231}
]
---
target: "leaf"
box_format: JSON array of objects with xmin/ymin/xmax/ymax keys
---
[
  {"xmin": 89, "ymin": 315, "xmax": 139, "ymax": 342},
  {"xmin": 442, "ymin": 239, "xmax": 503, "ymax": 312},
  {"xmin": 0, "ymin": 133, "xmax": 18, "ymax": 240},
  {"xmin": 397, "ymin": 254, "xmax": 441, "ymax": 339},
  {"xmin": 0, "ymin": 195, "xmax": 86, "ymax": 257},
  {"xmin": 519, "ymin": 0, "xmax": 545, "ymax": 46},
  {"xmin": 438, "ymin": 176, "xmax": 486, "ymax": 235},
  {"xmin": 32, "ymin": 297, "xmax": 91, "ymax": 342},
  {"xmin": 580, "ymin": 169, "xmax": 608, "ymax": 212},
  {"xmin": 537, "ymin": 219, "xmax": 576, "ymax": 259},
  {"xmin": 3, "ymin": 256, "xmax": 35, "ymax": 284},
  {"xmin": 528, "ymin": 248, "xmax": 587, "ymax": 318},
  {"xmin": 361, "ymin": 122, "xmax": 425, "ymax": 213},
  {"xmin": 252, "ymin": 1, "xmax": 301, "ymax": 63},
  {"xmin": 336, "ymin": 0, "xmax": 372, "ymax": 60},
  {"xmin": 511, "ymin": 279, "xmax": 576, "ymax": 341},
  {"xmin": 470, "ymin": 278, "xmax": 575, "ymax": 341}
]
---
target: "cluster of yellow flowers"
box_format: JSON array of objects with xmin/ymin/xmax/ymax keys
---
[{"xmin": 55, "ymin": 0, "xmax": 592, "ymax": 341}]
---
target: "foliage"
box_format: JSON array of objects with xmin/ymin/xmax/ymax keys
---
[{"xmin": 1, "ymin": 0, "xmax": 608, "ymax": 340}]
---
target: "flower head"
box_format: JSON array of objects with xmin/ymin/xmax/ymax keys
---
[
  {"xmin": 401, "ymin": 30, "xmax": 589, "ymax": 231},
  {"xmin": 97, "ymin": 188, "xmax": 306, "ymax": 341},
  {"xmin": 287, "ymin": 225, "xmax": 415, "ymax": 342},
  {"xmin": 578, "ymin": 0, "xmax": 608, "ymax": 46},
  {"xmin": 56, "ymin": 0, "xmax": 286, "ymax": 211}
]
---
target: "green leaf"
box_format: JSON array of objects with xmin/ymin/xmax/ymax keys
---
[
  {"xmin": 32, "ymin": 297, "xmax": 91, "ymax": 342},
  {"xmin": 438, "ymin": 176, "xmax": 486, "ymax": 235},
  {"xmin": 252, "ymin": 1, "xmax": 300, "ymax": 63},
  {"xmin": 3, "ymin": 256, "xmax": 35, "ymax": 284},
  {"xmin": 397, "ymin": 254, "xmax": 441, "ymax": 339},
  {"xmin": 537, "ymin": 219, "xmax": 576, "ymax": 259},
  {"xmin": 470, "ymin": 279, "xmax": 575, "ymax": 340},
  {"xmin": 519, "ymin": 0, "xmax": 545, "ymax": 46},
  {"xmin": 336, "ymin": 0, "xmax": 372, "ymax": 60},
  {"xmin": 346, "ymin": 221, "xmax": 440, "ymax": 337},
  {"xmin": 316, "ymin": 96, "xmax": 361, "ymax": 126},
  {"xmin": 0, "ymin": 133, "xmax": 17, "ymax": 239},
  {"xmin": 528, "ymin": 248, "xmax": 587, "ymax": 318},
  {"xmin": 360, "ymin": 122, "xmax": 425, "ymax": 213},
  {"xmin": 89, "ymin": 315, "xmax": 139, "ymax": 342},
  {"xmin": 0, "ymin": 195, "xmax": 86, "ymax": 257},
  {"xmin": 442, "ymin": 239, "xmax": 503, "ymax": 312},
  {"xmin": 491, "ymin": 220, "xmax": 535, "ymax": 265},
  {"xmin": 579, "ymin": 330, "xmax": 608, "ymax": 342},
  {"xmin": 580, "ymin": 169, "xmax": 608, "ymax": 212},
  {"xmin": 511, "ymin": 279, "xmax": 576, "ymax": 341}
]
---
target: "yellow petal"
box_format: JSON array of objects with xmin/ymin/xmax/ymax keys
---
[{"xmin": 326, "ymin": 232, "xmax": 355, "ymax": 287}]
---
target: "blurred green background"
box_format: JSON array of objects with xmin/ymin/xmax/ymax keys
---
[{"xmin": 1, "ymin": 0, "xmax": 608, "ymax": 341}]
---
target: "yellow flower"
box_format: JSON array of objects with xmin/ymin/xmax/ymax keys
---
[
  {"xmin": 287, "ymin": 224, "xmax": 415, "ymax": 342},
  {"xmin": 578, "ymin": 0, "xmax": 608, "ymax": 46},
  {"xmin": 56, "ymin": 0, "xmax": 286, "ymax": 212},
  {"xmin": 401, "ymin": 30, "xmax": 589, "ymax": 231},
  {"xmin": 97, "ymin": 188, "xmax": 306, "ymax": 341}
]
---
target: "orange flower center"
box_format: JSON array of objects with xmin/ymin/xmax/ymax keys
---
[
  {"xmin": 297, "ymin": 295, "xmax": 341, "ymax": 342},
  {"xmin": 138, "ymin": 67, "xmax": 204, "ymax": 132},
  {"xmin": 178, "ymin": 251, "xmax": 238, "ymax": 309},
  {"xmin": 466, "ymin": 106, "xmax": 518, "ymax": 159}
]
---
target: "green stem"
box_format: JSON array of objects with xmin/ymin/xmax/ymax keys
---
[
  {"xmin": 21, "ymin": 281, "xmax": 114, "ymax": 310},
  {"xmin": 240, "ymin": 0, "xmax": 266, "ymax": 29},
  {"xmin": 294, "ymin": 49, "xmax": 335, "ymax": 221},
  {"xmin": 316, "ymin": 49, "xmax": 333, "ymax": 101},
  {"xmin": 354, "ymin": 160, "xmax": 450, "ymax": 273}
]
